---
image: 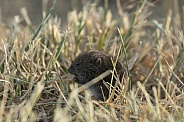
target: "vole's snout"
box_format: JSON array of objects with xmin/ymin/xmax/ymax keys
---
[
  {"xmin": 68, "ymin": 65, "xmax": 78, "ymax": 82},
  {"xmin": 68, "ymin": 65, "xmax": 75, "ymax": 75},
  {"xmin": 68, "ymin": 66, "xmax": 71, "ymax": 73}
]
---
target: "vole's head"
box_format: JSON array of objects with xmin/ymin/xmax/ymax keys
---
[{"xmin": 68, "ymin": 50, "xmax": 110, "ymax": 84}]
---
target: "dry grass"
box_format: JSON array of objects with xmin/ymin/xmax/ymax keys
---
[{"xmin": 0, "ymin": 0, "xmax": 184, "ymax": 121}]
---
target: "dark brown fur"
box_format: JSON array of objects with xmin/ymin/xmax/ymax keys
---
[{"xmin": 68, "ymin": 50, "xmax": 127, "ymax": 101}]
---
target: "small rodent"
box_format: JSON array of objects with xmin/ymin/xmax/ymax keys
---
[{"xmin": 68, "ymin": 50, "xmax": 127, "ymax": 101}]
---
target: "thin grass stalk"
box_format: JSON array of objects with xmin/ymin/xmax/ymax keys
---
[{"xmin": 24, "ymin": 0, "xmax": 58, "ymax": 51}]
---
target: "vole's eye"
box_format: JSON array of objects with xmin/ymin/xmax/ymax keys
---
[{"xmin": 75, "ymin": 63, "xmax": 80, "ymax": 67}]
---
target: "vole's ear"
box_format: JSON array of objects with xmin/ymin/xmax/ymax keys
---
[{"xmin": 96, "ymin": 57, "xmax": 102, "ymax": 65}]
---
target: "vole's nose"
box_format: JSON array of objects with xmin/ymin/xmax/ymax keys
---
[
  {"xmin": 68, "ymin": 66, "xmax": 72, "ymax": 73},
  {"xmin": 68, "ymin": 65, "xmax": 75, "ymax": 74}
]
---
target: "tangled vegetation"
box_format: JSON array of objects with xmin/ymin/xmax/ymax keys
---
[{"xmin": 0, "ymin": 0, "xmax": 183, "ymax": 121}]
